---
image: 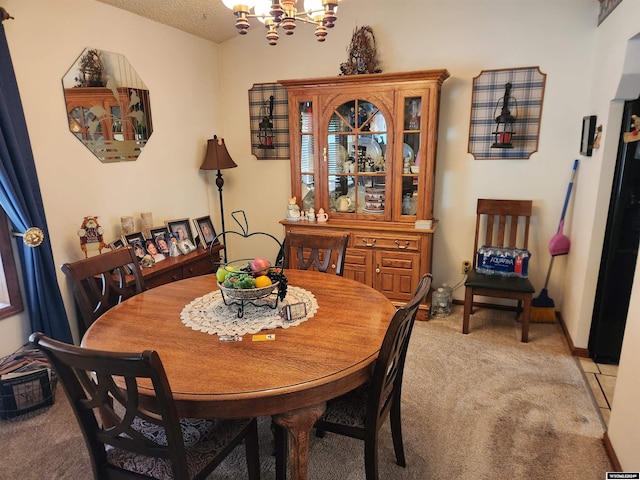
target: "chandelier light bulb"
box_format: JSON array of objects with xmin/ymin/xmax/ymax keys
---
[
  {"xmin": 223, "ymin": 0, "xmax": 343, "ymax": 44},
  {"xmin": 222, "ymin": 1, "xmax": 255, "ymax": 9},
  {"xmin": 254, "ymin": 0, "xmax": 272, "ymax": 23},
  {"xmin": 303, "ymin": 0, "xmax": 323, "ymax": 19}
]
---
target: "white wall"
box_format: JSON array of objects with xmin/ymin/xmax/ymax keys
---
[{"xmin": 2, "ymin": 0, "xmax": 222, "ymax": 349}]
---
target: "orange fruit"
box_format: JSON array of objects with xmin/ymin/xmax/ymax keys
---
[{"xmin": 254, "ymin": 275, "xmax": 272, "ymax": 288}]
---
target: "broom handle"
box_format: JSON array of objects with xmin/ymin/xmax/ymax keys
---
[
  {"xmin": 543, "ymin": 256, "xmax": 555, "ymax": 289},
  {"xmin": 558, "ymin": 159, "xmax": 579, "ymax": 233}
]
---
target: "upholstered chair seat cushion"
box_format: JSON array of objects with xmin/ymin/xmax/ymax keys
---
[
  {"xmin": 107, "ymin": 417, "xmax": 252, "ymax": 479},
  {"xmin": 319, "ymin": 381, "xmax": 370, "ymax": 430}
]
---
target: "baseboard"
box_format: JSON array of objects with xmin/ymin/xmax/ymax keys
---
[
  {"xmin": 603, "ymin": 431, "xmax": 622, "ymax": 471},
  {"xmin": 555, "ymin": 311, "xmax": 591, "ymax": 357}
]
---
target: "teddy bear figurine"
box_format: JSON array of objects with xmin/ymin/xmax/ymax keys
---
[{"xmin": 77, "ymin": 216, "xmax": 106, "ymax": 258}]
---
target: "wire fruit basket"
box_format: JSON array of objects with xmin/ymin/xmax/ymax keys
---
[{"xmin": 209, "ymin": 211, "xmax": 287, "ymax": 318}]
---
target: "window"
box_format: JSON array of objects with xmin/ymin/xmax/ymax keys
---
[{"xmin": 0, "ymin": 209, "xmax": 23, "ymax": 319}]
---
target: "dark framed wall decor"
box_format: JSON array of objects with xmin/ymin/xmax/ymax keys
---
[
  {"xmin": 468, "ymin": 66, "xmax": 547, "ymax": 160},
  {"xmin": 248, "ymin": 83, "xmax": 290, "ymax": 160},
  {"xmin": 598, "ymin": 0, "xmax": 622, "ymax": 25},
  {"xmin": 581, "ymin": 115, "xmax": 597, "ymax": 156}
]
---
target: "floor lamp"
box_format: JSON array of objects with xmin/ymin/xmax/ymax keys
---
[{"xmin": 200, "ymin": 135, "xmax": 237, "ymax": 262}]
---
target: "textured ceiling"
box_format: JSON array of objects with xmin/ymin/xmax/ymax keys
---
[{"xmin": 96, "ymin": 0, "xmax": 241, "ymax": 44}]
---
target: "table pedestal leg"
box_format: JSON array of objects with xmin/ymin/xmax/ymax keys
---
[{"xmin": 273, "ymin": 402, "xmax": 326, "ymax": 480}]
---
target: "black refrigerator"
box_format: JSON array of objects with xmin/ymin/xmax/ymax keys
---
[{"xmin": 589, "ymin": 98, "xmax": 640, "ymax": 364}]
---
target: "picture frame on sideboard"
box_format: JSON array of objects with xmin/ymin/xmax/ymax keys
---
[{"xmin": 193, "ymin": 216, "xmax": 218, "ymax": 249}]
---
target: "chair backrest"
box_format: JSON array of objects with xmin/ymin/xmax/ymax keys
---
[
  {"xmin": 472, "ymin": 199, "xmax": 533, "ymax": 268},
  {"xmin": 366, "ymin": 273, "xmax": 432, "ymax": 433},
  {"xmin": 284, "ymin": 232, "xmax": 350, "ymax": 276},
  {"xmin": 29, "ymin": 332, "xmax": 188, "ymax": 479},
  {"xmin": 61, "ymin": 247, "xmax": 145, "ymax": 334}
]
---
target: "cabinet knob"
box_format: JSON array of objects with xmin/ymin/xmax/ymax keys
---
[
  {"xmin": 395, "ymin": 240, "xmax": 409, "ymax": 250},
  {"xmin": 362, "ymin": 238, "xmax": 377, "ymax": 247},
  {"xmin": 375, "ymin": 266, "xmax": 380, "ymax": 274},
  {"xmin": 331, "ymin": 263, "xmax": 336, "ymax": 270}
]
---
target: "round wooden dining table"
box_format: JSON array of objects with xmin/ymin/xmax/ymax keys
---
[{"xmin": 82, "ymin": 269, "xmax": 396, "ymax": 480}]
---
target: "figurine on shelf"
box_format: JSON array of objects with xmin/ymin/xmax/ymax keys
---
[
  {"xmin": 77, "ymin": 216, "xmax": 106, "ymax": 258},
  {"xmin": 316, "ymin": 208, "xmax": 328, "ymax": 222},
  {"xmin": 307, "ymin": 208, "xmax": 316, "ymax": 222},
  {"xmin": 286, "ymin": 196, "xmax": 301, "ymax": 221}
]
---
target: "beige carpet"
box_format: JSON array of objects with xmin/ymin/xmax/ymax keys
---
[{"xmin": 0, "ymin": 305, "xmax": 612, "ymax": 479}]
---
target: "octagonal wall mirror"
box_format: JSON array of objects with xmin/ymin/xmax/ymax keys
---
[{"xmin": 62, "ymin": 48, "xmax": 153, "ymax": 162}]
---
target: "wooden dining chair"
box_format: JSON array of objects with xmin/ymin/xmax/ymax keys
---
[
  {"xmin": 463, "ymin": 199, "xmax": 535, "ymax": 342},
  {"xmin": 275, "ymin": 273, "xmax": 432, "ymax": 480},
  {"xmin": 61, "ymin": 246, "xmax": 145, "ymax": 336},
  {"xmin": 30, "ymin": 332, "xmax": 261, "ymax": 480},
  {"xmin": 283, "ymin": 231, "xmax": 350, "ymax": 276}
]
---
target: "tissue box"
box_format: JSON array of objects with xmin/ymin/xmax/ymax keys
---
[{"xmin": 476, "ymin": 246, "xmax": 530, "ymax": 278}]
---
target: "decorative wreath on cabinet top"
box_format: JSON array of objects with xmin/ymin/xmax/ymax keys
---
[{"xmin": 468, "ymin": 66, "xmax": 546, "ymax": 160}]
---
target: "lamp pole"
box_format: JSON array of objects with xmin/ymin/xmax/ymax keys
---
[{"xmin": 216, "ymin": 170, "xmax": 228, "ymax": 262}]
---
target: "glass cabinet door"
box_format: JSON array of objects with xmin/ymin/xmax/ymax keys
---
[
  {"xmin": 299, "ymin": 101, "xmax": 315, "ymax": 211},
  {"xmin": 325, "ymin": 99, "xmax": 388, "ymax": 216},
  {"xmin": 398, "ymin": 93, "xmax": 427, "ymax": 220}
]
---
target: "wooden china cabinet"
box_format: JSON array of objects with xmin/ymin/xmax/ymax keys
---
[{"xmin": 279, "ymin": 70, "xmax": 449, "ymax": 319}]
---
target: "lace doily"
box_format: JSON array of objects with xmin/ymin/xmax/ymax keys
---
[{"xmin": 180, "ymin": 286, "xmax": 318, "ymax": 336}]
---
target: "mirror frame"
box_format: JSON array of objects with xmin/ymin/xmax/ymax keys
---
[{"xmin": 62, "ymin": 48, "xmax": 153, "ymax": 163}]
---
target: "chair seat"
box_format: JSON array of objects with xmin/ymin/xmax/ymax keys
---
[
  {"xmin": 319, "ymin": 381, "xmax": 370, "ymax": 429},
  {"xmin": 107, "ymin": 416, "xmax": 253, "ymax": 479},
  {"xmin": 465, "ymin": 270, "xmax": 535, "ymax": 293}
]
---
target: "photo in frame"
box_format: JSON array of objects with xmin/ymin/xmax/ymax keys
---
[
  {"xmin": 165, "ymin": 219, "xmax": 195, "ymax": 244},
  {"xmin": 129, "ymin": 239, "xmax": 146, "ymax": 261},
  {"xmin": 581, "ymin": 115, "xmax": 597, "ymax": 157},
  {"xmin": 164, "ymin": 232, "xmax": 182, "ymax": 257},
  {"xmin": 109, "ymin": 237, "xmax": 125, "ymax": 250},
  {"xmin": 166, "ymin": 219, "xmax": 197, "ymax": 253},
  {"xmin": 149, "ymin": 225, "xmax": 169, "ymax": 241},
  {"xmin": 144, "ymin": 237, "xmax": 167, "ymax": 263},
  {"xmin": 124, "ymin": 231, "xmax": 145, "ymax": 246},
  {"xmin": 193, "ymin": 216, "xmax": 218, "ymax": 249}
]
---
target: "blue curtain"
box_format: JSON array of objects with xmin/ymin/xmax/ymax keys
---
[{"xmin": 0, "ymin": 22, "xmax": 72, "ymax": 343}]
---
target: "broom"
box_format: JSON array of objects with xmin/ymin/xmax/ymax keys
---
[{"xmin": 532, "ymin": 159, "xmax": 579, "ymax": 323}]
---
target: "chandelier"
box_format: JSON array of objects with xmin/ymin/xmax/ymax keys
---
[{"xmin": 222, "ymin": 0, "xmax": 342, "ymax": 45}]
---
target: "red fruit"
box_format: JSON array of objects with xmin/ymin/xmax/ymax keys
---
[{"xmin": 250, "ymin": 257, "xmax": 271, "ymax": 277}]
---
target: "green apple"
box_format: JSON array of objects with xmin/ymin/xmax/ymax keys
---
[{"xmin": 216, "ymin": 266, "xmax": 230, "ymax": 283}]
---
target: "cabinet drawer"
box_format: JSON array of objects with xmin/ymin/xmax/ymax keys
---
[
  {"xmin": 183, "ymin": 256, "xmax": 214, "ymax": 278},
  {"xmin": 353, "ymin": 233, "xmax": 420, "ymax": 252},
  {"xmin": 146, "ymin": 269, "xmax": 184, "ymax": 289}
]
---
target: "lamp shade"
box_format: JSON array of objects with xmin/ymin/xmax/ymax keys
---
[{"xmin": 200, "ymin": 135, "xmax": 238, "ymax": 171}]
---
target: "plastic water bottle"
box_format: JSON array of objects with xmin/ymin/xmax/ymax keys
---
[
  {"xmin": 440, "ymin": 283, "xmax": 453, "ymax": 307},
  {"xmin": 431, "ymin": 288, "xmax": 451, "ymax": 318}
]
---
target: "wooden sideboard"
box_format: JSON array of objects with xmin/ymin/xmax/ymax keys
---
[{"xmin": 139, "ymin": 244, "xmax": 222, "ymax": 289}]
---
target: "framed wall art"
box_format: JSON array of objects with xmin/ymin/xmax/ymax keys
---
[
  {"xmin": 248, "ymin": 83, "xmax": 289, "ymax": 160},
  {"xmin": 598, "ymin": 0, "xmax": 622, "ymax": 25},
  {"xmin": 581, "ymin": 115, "xmax": 597, "ymax": 157},
  {"xmin": 468, "ymin": 66, "xmax": 546, "ymax": 160}
]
